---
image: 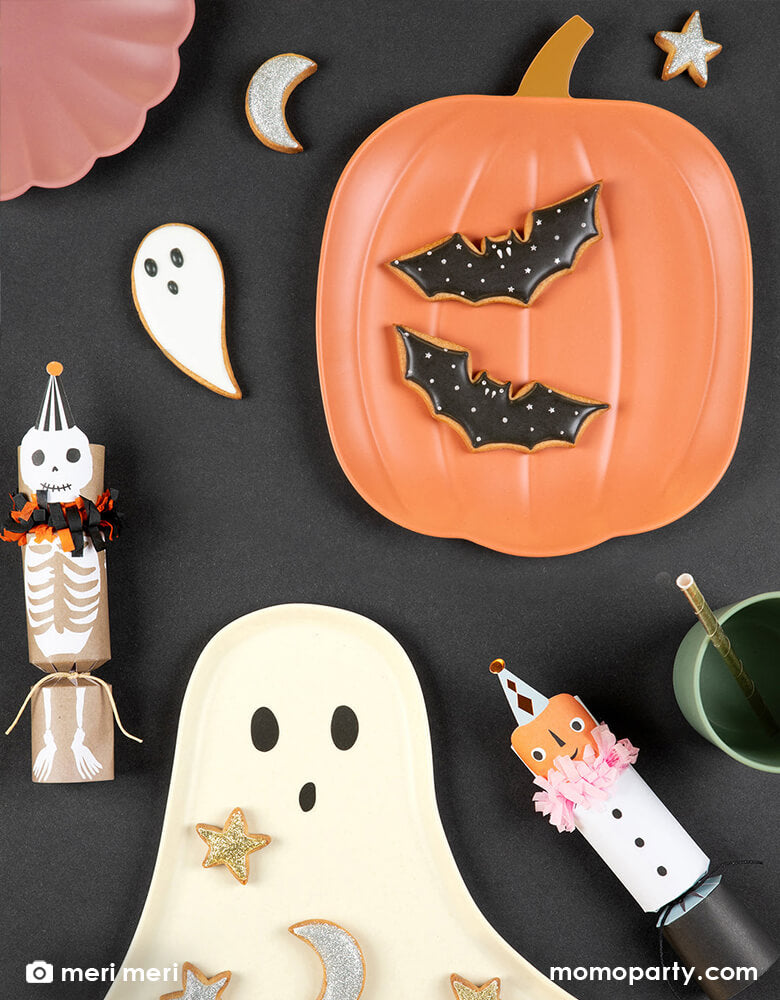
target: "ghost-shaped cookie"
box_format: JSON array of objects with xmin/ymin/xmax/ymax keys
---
[
  {"xmin": 132, "ymin": 224, "xmax": 241, "ymax": 398},
  {"xmin": 103, "ymin": 605, "xmax": 573, "ymax": 1000}
]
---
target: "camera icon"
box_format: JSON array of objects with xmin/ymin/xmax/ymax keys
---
[{"xmin": 26, "ymin": 961, "xmax": 54, "ymax": 984}]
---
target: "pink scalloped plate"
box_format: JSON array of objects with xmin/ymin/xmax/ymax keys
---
[{"xmin": 0, "ymin": 0, "xmax": 195, "ymax": 201}]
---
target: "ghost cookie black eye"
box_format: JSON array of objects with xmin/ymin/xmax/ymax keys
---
[
  {"xmin": 331, "ymin": 706, "xmax": 359, "ymax": 750},
  {"xmin": 251, "ymin": 707, "xmax": 279, "ymax": 752},
  {"xmin": 32, "ymin": 449, "xmax": 45, "ymax": 466},
  {"xmin": 66, "ymin": 448, "xmax": 81, "ymax": 463},
  {"xmin": 170, "ymin": 248, "xmax": 184, "ymax": 267},
  {"xmin": 144, "ymin": 258, "xmax": 158, "ymax": 277}
]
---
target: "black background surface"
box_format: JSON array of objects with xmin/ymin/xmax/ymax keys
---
[{"xmin": 1, "ymin": 2, "xmax": 778, "ymax": 998}]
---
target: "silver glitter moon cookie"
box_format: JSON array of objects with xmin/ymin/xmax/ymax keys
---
[
  {"xmin": 290, "ymin": 920, "xmax": 366, "ymax": 1000},
  {"xmin": 245, "ymin": 53, "xmax": 317, "ymax": 153}
]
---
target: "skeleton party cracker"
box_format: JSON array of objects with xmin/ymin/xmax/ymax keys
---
[
  {"xmin": 389, "ymin": 183, "xmax": 601, "ymax": 306},
  {"xmin": 2, "ymin": 362, "xmax": 140, "ymax": 782},
  {"xmin": 490, "ymin": 660, "xmax": 779, "ymax": 1000},
  {"xmin": 396, "ymin": 326, "xmax": 608, "ymax": 452},
  {"xmin": 132, "ymin": 224, "xmax": 241, "ymax": 399}
]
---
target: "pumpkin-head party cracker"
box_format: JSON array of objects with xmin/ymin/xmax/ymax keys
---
[{"xmin": 491, "ymin": 659, "xmax": 779, "ymax": 1000}]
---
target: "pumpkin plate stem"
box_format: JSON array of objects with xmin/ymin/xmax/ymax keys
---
[{"xmin": 515, "ymin": 15, "xmax": 593, "ymax": 98}]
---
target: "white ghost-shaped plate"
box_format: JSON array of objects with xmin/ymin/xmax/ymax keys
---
[
  {"xmin": 132, "ymin": 224, "xmax": 241, "ymax": 399},
  {"xmin": 103, "ymin": 604, "xmax": 575, "ymax": 1000}
]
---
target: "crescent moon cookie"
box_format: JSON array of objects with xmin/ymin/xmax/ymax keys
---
[
  {"xmin": 132, "ymin": 224, "xmax": 241, "ymax": 399},
  {"xmin": 245, "ymin": 53, "xmax": 318, "ymax": 153},
  {"xmin": 290, "ymin": 920, "xmax": 366, "ymax": 1000},
  {"xmin": 395, "ymin": 326, "xmax": 609, "ymax": 452}
]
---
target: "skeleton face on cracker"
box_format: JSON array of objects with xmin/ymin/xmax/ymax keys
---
[{"xmin": 19, "ymin": 362, "xmax": 93, "ymax": 503}]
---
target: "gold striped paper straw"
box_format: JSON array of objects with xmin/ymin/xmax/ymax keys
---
[{"xmin": 677, "ymin": 574, "xmax": 778, "ymax": 738}]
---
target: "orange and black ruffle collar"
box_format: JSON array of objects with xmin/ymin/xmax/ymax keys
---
[{"xmin": 1, "ymin": 489, "xmax": 120, "ymax": 557}]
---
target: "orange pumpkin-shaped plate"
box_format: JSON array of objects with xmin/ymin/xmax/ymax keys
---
[{"xmin": 317, "ymin": 17, "xmax": 752, "ymax": 556}]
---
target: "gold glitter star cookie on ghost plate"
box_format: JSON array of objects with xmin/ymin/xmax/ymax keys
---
[
  {"xmin": 196, "ymin": 807, "xmax": 271, "ymax": 885},
  {"xmin": 160, "ymin": 962, "xmax": 231, "ymax": 1000},
  {"xmin": 450, "ymin": 974, "xmax": 502, "ymax": 1000},
  {"xmin": 655, "ymin": 11, "xmax": 722, "ymax": 88}
]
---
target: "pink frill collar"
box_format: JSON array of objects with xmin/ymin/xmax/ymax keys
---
[{"xmin": 532, "ymin": 724, "xmax": 639, "ymax": 833}]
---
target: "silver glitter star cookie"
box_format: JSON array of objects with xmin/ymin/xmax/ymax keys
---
[
  {"xmin": 655, "ymin": 11, "xmax": 722, "ymax": 88},
  {"xmin": 161, "ymin": 963, "xmax": 231, "ymax": 1000}
]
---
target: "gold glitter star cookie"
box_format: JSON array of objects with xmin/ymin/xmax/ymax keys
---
[
  {"xmin": 196, "ymin": 807, "xmax": 271, "ymax": 885},
  {"xmin": 450, "ymin": 974, "xmax": 502, "ymax": 1000},
  {"xmin": 655, "ymin": 11, "xmax": 721, "ymax": 88},
  {"xmin": 160, "ymin": 962, "xmax": 231, "ymax": 1000}
]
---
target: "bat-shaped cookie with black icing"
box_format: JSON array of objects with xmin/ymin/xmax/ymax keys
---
[
  {"xmin": 395, "ymin": 326, "xmax": 609, "ymax": 452},
  {"xmin": 389, "ymin": 183, "xmax": 602, "ymax": 306}
]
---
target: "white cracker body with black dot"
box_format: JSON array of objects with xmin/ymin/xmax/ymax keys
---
[
  {"xmin": 574, "ymin": 764, "xmax": 708, "ymax": 912},
  {"xmin": 132, "ymin": 224, "xmax": 241, "ymax": 399}
]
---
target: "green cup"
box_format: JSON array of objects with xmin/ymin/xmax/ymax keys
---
[{"xmin": 673, "ymin": 592, "xmax": 780, "ymax": 773}]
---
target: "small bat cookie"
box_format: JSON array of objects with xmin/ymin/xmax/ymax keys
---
[
  {"xmin": 395, "ymin": 326, "xmax": 609, "ymax": 452},
  {"xmin": 389, "ymin": 183, "xmax": 601, "ymax": 306}
]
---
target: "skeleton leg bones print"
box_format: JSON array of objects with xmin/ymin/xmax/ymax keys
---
[{"xmin": 31, "ymin": 687, "xmax": 57, "ymax": 783}]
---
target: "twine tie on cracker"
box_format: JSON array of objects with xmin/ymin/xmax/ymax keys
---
[{"xmin": 5, "ymin": 672, "xmax": 142, "ymax": 743}]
